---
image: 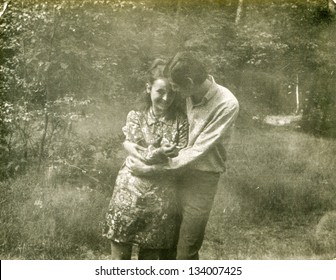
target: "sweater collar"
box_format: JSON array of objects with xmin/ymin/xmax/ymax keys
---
[{"xmin": 190, "ymin": 75, "xmax": 217, "ymax": 107}]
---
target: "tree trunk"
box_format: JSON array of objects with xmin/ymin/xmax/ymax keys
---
[
  {"xmin": 38, "ymin": 108, "xmax": 49, "ymax": 170},
  {"xmin": 328, "ymin": 0, "xmax": 336, "ymax": 14},
  {"xmin": 295, "ymin": 74, "xmax": 300, "ymax": 115},
  {"xmin": 235, "ymin": 0, "xmax": 244, "ymax": 24},
  {"xmin": 175, "ymin": 0, "xmax": 182, "ymax": 26},
  {"xmin": 38, "ymin": 8, "xmax": 57, "ymax": 171},
  {"xmin": 0, "ymin": 2, "xmax": 8, "ymax": 18}
]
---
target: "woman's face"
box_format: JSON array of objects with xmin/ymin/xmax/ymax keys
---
[{"xmin": 149, "ymin": 78, "xmax": 175, "ymax": 115}]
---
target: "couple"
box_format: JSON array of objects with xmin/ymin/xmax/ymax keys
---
[{"xmin": 103, "ymin": 52, "xmax": 239, "ymax": 260}]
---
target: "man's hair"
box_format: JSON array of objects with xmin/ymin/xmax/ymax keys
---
[{"xmin": 164, "ymin": 52, "xmax": 207, "ymax": 86}]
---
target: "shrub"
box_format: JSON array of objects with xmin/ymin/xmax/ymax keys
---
[{"xmin": 312, "ymin": 211, "xmax": 336, "ymax": 256}]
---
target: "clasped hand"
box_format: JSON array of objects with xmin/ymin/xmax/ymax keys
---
[
  {"xmin": 158, "ymin": 143, "xmax": 178, "ymax": 158},
  {"xmin": 126, "ymin": 156, "xmax": 150, "ymax": 175},
  {"xmin": 125, "ymin": 142, "xmax": 177, "ymax": 175}
]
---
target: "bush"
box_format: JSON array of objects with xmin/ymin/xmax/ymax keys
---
[{"xmin": 312, "ymin": 211, "xmax": 336, "ymax": 256}]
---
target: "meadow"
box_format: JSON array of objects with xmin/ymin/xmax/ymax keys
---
[
  {"xmin": 203, "ymin": 124, "xmax": 336, "ymax": 259},
  {"xmin": 1, "ymin": 0, "xmax": 336, "ymax": 260},
  {"xmin": 1, "ymin": 101, "xmax": 336, "ymax": 260}
]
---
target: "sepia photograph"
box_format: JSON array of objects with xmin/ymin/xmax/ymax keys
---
[{"xmin": 1, "ymin": 0, "xmax": 336, "ymax": 261}]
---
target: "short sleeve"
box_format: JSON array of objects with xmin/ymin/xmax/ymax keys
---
[{"xmin": 122, "ymin": 110, "xmax": 144, "ymax": 144}]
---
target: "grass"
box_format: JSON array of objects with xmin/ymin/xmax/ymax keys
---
[
  {"xmin": 1, "ymin": 103, "xmax": 336, "ymax": 260},
  {"xmin": 2, "ymin": 0, "xmax": 335, "ymax": 260},
  {"xmin": 202, "ymin": 124, "xmax": 336, "ymax": 260}
]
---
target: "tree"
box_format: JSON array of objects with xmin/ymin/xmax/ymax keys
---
[
  {"xmin": 328, "ymin": 0, "xmax": 336, "ymax": 14},
  {"xmin": 235, "ymin": 0, "xmax": 243, "ymax": 24},
  {"xmin": 0, "ymin": 1, "xmax": 9, "ymax": 18}
]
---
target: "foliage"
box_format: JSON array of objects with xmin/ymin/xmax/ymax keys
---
[
  {"xmin": 1, "ymin": 0, "xmax": 335, "ymax": 160},
  {"xmin": 0, "ymin": 0, "xmax": 336, "ymax": 259}
]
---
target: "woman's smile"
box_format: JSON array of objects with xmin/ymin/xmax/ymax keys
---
[{"xmin": 149, "ymin": 78, "xmax": 175, "ymax": 116}]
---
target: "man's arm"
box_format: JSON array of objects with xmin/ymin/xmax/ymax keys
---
[
  {"xmin": 166, "ymin": 100, "xmax": 239, "ymax": 170},
  {"xmin": 127, "ymin": 100, "xmax": 239, "ymax": 175}
]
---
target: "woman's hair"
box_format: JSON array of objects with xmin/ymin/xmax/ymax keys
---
[
  {"xmin": 164, "ymin": 52, "xmax": 207, "ymax": 87},
  {"xmin": 138, "ymin": 58, "xmax": 185, "ymax": 119},
  {"xmin": 147, "ymin": 58, "xmax": 167, "ymax": 84}
]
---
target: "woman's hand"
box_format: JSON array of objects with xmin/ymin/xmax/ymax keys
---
[
  {"xmin": 126, "ymin": 156, "xmax": 153, "ymax": 176},
  {"xmin": 123, "ymin": 141, "xmax": 146, "ymax": 161}
]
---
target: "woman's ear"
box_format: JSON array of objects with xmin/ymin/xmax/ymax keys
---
[
  {"xmin": 186, "ymin": 77, "xmax": 194, "ymax": 88},
  {"xmin": 145, "ymin": 83, "xmax": 151, "ymax": 94}
]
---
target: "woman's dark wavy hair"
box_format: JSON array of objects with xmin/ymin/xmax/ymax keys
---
[
  {"xmin": 164, "ymin": 52, "xmax": 207, "ymax": 87},
  {"xmin": 138, "ymin": 58, "xmax": 185, "ymax": 120}
]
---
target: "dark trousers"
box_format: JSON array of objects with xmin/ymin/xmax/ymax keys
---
[
  {"xmin": 138, "ymin": 248, "xmax": 176, "ymax": 260},
  {"xmin": 175, "ymin": 170, "xmax": 220, "ymax": 260}
]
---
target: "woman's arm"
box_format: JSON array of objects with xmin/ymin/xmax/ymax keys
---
[
  {"xmin": 160, "ymin": 115, "xmax": 188, "ymax": 158},
  {"xmin": 126, "ymin": 115, "xmax": 189, "ymax": 175},
  {"xmin": 122, "ymin": 111, "xmax": 152, "ymax": 163},
  {"xmin": 123, "ymin": 138, "xmax": 167, "ymax": 165},
  {"xmin": 126, "ymin": 156, "xmax": 166, "ymax": 176},
  {"xmin": 122, "ymin": 111, "xmax": 171, "ymax": 164},
  {"xmin": 123, "ymin": 141, "xmax": 147, "ymax": 161}
]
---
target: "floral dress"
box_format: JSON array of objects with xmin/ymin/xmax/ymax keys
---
[{"xmin": 104, "ymin": 108, "xmax": 188, "ymax": 249}]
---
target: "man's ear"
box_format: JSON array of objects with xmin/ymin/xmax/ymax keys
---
[{"xmin": 145, "ymin": 83, "xmax": 151, "ymax": 94}]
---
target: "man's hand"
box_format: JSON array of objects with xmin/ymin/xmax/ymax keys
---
[
  {"xmin": 160, "ymin": 143, "xmax": 178, "ymax": 158},
  {"xmin": 126, "ymin": 156, "xmax": 153, "ymax": 176},
  {"xmin": 123, "ymin": 141, "xmax": 146, "ymax": 161}
]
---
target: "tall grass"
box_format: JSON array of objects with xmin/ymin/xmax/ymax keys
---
[
  {"xmin": 1, "ymin": 171, "xmax": 111, "ymax": 259},
  {"xmin": 226, "ymin": 126, "xmax": 336, "ymax": 216},
  {"xmin": 0, "ymin": 103, "xmax": 126, "ymax": 259},
  {"xmin": 1, "ymin": 103, "xmax": 336, "ymax": 259},
  {"xmin": 203, "ymin": 125, "xmax": 336, "ymax": 259}
]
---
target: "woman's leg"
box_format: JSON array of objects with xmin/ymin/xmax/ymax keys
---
[{"xmin": 111, "ymin": 241, "xmax": 132, "ymax": 260}]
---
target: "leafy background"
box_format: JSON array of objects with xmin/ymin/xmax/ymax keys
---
[{"xmin": 1, "ymin": 0, "xmax": 336, "ymax": 259}]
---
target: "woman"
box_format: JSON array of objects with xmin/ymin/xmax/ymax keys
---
[{"xmin": 103, "ymin": 59, "xmax": 188, "ymax": 260}]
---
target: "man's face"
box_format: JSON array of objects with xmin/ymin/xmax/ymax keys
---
[{"xmin": 169, "ymin": 78, "xmax": 194, "ymax": 99}]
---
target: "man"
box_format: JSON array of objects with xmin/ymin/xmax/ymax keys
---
[{"xmin": 127, "ymin": 52, "xmax": 239, "ymax": 260}]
